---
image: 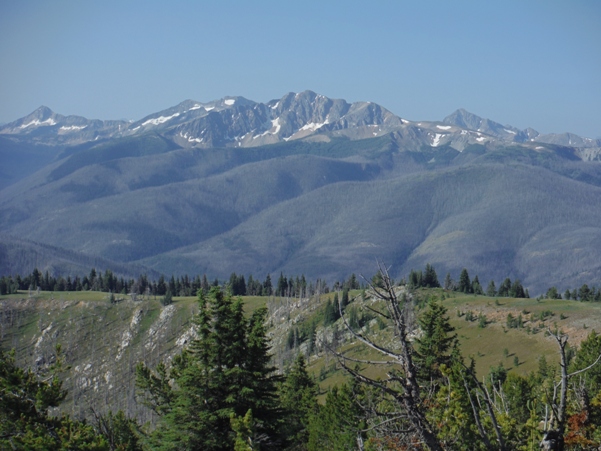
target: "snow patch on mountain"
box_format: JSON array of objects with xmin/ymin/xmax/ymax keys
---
[
  {"xmin": 271, "ymin": 117, "xmax": 281, "ymax": 134},
  {"xmin": 300, "ymin": 121, "xmax": 328, "ymax": 132},
  {"xmin": 431, "ymin": 133, "xmax": 444, "ymax": 147},
  {"xmin": 20, "ymin": 118, "xmax": 57, "ymax": 128},
  {"xmin": 179, "ymin": 131, "xmax": 203, "ymax": 143},
  {"xmin": 142, "ymin": 113, "xmax": 180, "ymax": 127},
  {"xmin": 60, "ymin": 125, "xmax": 88, "ymax": 132},
  {"xmin": 224, "ymin": 99, "xmax": 236, "ymax": 106}
]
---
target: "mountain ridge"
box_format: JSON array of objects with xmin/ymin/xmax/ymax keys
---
[
  {"xmin": 1, "ymin": 92, "xmax": 601, "ymax": 294},
  {"xmin": 2, "ymin": 91, "xmax": 599, "ymax": 155}
]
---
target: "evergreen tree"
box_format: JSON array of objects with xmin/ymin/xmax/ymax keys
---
[
  {"xmin": 423, "ymin": 263, "xmax": 440, "ymax": 288},
  {"xmin": 263, "ymin": 274, "xmax": 273, "ymax": 296},
  {"xmin": 510, "ymin": 279, "xmax": 526, "ymax": 298},
  {"xmin": 277, "ymin": 273, "xmax": 288, "ymax": 297},
  {"xmin": 546, "ymin": 286, "xmax": 559, "ymax": 299},
  {"xmin": 307, "ymin": 384, "xmax": 362, "ymax": 451},
  {"xmin": 93, "ymin": 410, "xmax": 143, "ymax": 451},
  {"xmin": 161, "ymin": 290, "xmax": 173, "ymax": 306},
  {"xmin": 136, "ymin": 287, "xmax": 283, "ymax": 450},
  {"xmin": 486, "ymin": 280, "xmax": 497, "ymax": 297},
  {"xmin": 444, "ymin": 272, "xmax": 453, "ymax": 290},
  {"xmin": 458, "ymin": 268, "xmax": 472, "ymax": 293},
  {"xmin": 471, "ymin": 275, "xmax": 483, "ymax": 295},
  {"xmin": 341, "ymin": 288, "xmax": 350, "ymax": 310},
  {"xmin": 409, "ymin": 269, "xmax": 423, "ymax": 289},
  {"xmin": 497, "ymin": 278, "xmax": 512, "ymax": 297},
  {"xmin": 323, "ymin": 297, "xmax": 340, "ymax": 326},
  {"xmin": 279, "ymin": 354, "xmax": 318, "ymax": 448},
  {"xmin": 0, "ymin": 346, "xmax": 108, "ymax": 449},
  {"xmin": 570, "ymin": 330, "xmax": 601, "ymax": 394},
  {"xmin": 414, "ymin": 301, "xmax": 458, "ymax": 385},
  {"xmin": 579, "ymin": 284, "xmax": 592, "ymax": 302}
]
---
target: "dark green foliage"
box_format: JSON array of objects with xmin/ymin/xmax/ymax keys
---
[
  {"xmin": 510, "ymin": 279, "xmax": 526, "ymax": 298},
  {"xmin": 444, "ymin": 272, "xmax": 453, "ymax": 290},
  {"xmin": 488, "ymin": 362, "xmax": 508, "ymax": 389},
  {"xmin": 506, "ymin": 313, "xmax": 524, "ymax": 329},
  {"xmin": 408, "ymin": 264, "xmax": 440, "ymax": 289},
  {"xmin": 307, "ymin": 384, "xmax": 362, "ymax": 451},
  {"xmin": 532, "ymin": 310, "xmax": 554, "ymax": 322},
  {"xmin": 472, "ymin": 275, "xmax": 483, "ymax": 295},
  {"xmin": 0, "ymin": 346, "xmax": 108, "ymax": 449},
  {"xmin": 458, "ymin": 268, "xmax": 472, "ymax": 293},
  {"xmin": 503, "ymin": 373, "xmax": 535, "ymax": 424},
  {"xmin": 546, "ymin": 286, "xmax": 561, "ymax": 299},
  {"xmin": 323, "ymin": 296, "xmax": 341, "ymax": 326},
  {"xmin": 341, "ymin": 288, "xmax": 350, "ymax": 309},
  {"xmin": 579, "ymin": 283, "xmax": 592, "ymax": 301},
  {"xmin": 160, "ymin": 290, "xmax": 173, "ymax": 306},
  {"xmin": 229, "ymin": 272, "xmax": 247, "ymax": 296},
  {"xmin": 279, "ymin": 354, "xmax": 318, "ymax": 448},
  {"xmin": 486, "ymin": 280, "xmax": 497, "ymax": 297},
  {"xmin": 414, "ymin": 301, "xmax": 457, "ymax": 384},
  {"xmin": 263, "ymin": 274, "xmax": 273, "ymax": 296},
  {"xmin": 478, "ymin": 312, "xmax": 488, "ymax": 328},
  {"xmin": 93, "ymin": 410, "xmax": 143, "ymax": 451},
  {"xmin": 136, "ymin": 287, "xmax": 283, "ymax": 450},
  {"xmin": 570, "ymin": 330, "xmax": 601, "ymax": 393},
  {"xmin": 345, "ymin": 304, "xmax": 374, "ymax": 330},
  {"xmin": 497, "ymin": 278, "xmax": 512, "ymax": 297}
]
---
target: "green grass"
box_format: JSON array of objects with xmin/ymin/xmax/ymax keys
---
[
  {"xmin": 299, "ymin": 290, "xmax": 601, "ymax": 395},
  {"xmin": 2, "ymin": 288, "xmax": 600, "ymax": 416}
]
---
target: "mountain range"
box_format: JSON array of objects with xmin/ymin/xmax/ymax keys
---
[{"xmin": 1, "ymin": 90, "xmax": 600, "ymax": 293}]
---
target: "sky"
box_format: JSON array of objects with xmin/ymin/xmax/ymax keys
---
[{"xmin": 1, "ymin": 0, "xmax": 600, "ymax": 137}]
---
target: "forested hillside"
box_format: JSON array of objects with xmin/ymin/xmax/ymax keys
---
[{"xmin": 2, "ymin": 265, "xmax": 601, "ymax": 450}]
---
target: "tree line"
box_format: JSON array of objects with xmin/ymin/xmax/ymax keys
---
[
  {"xmin": 0, "ymin": 267, "xmax": 361, "ymax": 299},
  {"xmin": 3, "ymin": 272, "xmax": 601, "ymax": 450}
]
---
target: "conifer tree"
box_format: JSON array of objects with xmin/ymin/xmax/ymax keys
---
[
  {"xmin": 307, "ymin": 384, "xmax": 362, "ymax": 451},
  {"xmin": 279, "ymin": 354, "xmax": 318, "ymax": 448},
  {"xmin": 486, "ymin": 280, "xmax": 497, "ymax": 297},
  {"xmin": 458, "ymin": 268, "xmax": 472, "ymax": 293},
  {"xmin": 136, "ymin": 287, "xmax": 283, "ymax": 450},
  {"xmin": 414, "ymin": 301, "xmax": 457, "ymax": 384},
  {"xmin": 0, "ymin": 346, "xmax": 108, "ymax": 449},
  {"xmin": 423, "ymin": 263, "xmax": 440, "ymax": 288}
]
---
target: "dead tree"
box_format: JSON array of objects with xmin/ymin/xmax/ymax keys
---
[
  {"xmin": 541, "ymin": 329, "xmax": 601, "ymax": 451},
  {"xmin": 331, "ymin": 262, "xmax": 443, "ymax": 451}
]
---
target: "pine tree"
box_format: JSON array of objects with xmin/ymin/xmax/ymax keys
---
[
  {"xmin": 279, "ymin": 354, "xmax": 318, "ymax": 447},
  {"xmin": 471, "ymin": 275, "xmax": 483, "ymax": 295},
  {"xmin": 136, "ymin": 287, "xmax": 283, "ymax": 450},
  {"xmin": 497, "ymin": 278, "xmax": 512, "ymax": 297},
  {"xmin": 307, "ymin": 384, "xmax": 362, "ymax": 451},
  {"xmin": 444, "ymin": 272, "xmax": 453, "ymax": 290},
  {"xmin": 263, "ymin": 274, "xmax": 273, "ymax": 296},
  {"xmin": 486, "ymin": 280, "xmax": 497, "ymax": 297},
  {"xmin": 510, "ymin": 279, "xmax": 525, "ymax": 298},
  {"xmin": 458, "ymin": 268, "xmax": 472, "ymax": 293},
  {"xmin": 414, "ymin": 301, "xmax": 458, "ymax": 385},
  {"xmin": 423, "ymin": 263, "xmax": 440, "ymax": 288},
  {"xmin": 0, "ymin": 346, "xmax": 108, "ymax": 449}
]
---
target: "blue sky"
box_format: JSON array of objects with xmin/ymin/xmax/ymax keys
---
[{"xmin": 1, "ymin": 0, "xmax": 599, "ymax": 137}]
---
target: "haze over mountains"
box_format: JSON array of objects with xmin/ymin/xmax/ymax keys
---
[{"xmin": 1, "ymin": 91, "xmax": 600, "ymax": 294}]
